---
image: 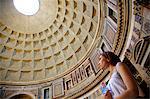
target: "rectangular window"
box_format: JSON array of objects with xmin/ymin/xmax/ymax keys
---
[
  {"xmin": 108, "ymin": 0, "xmax": 118, "ymax": 5},
  {"xmin": 44, "ymin": 88, "xmax": 49, "ymax": 99},
  {"xmin": 108, "ymin": 7, "xmax": 117, "ymax": 23}
]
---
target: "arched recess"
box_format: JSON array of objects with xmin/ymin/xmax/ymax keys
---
[
  {"xmin": 10, "ymin": 94, "xmax": 32, "ymax": 99},
  {"xmin": 7, "ymin": 92, "xmax": 35, "ymax": 99}
]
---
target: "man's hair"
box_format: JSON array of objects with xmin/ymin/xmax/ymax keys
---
[{"xmin": 100, "ymin": 51, "xmax": 121, "ymax": 66}]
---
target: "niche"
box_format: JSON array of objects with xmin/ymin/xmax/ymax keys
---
[
  {"xmin": 85, "ymin": 65, "xmax": 93, "ymax": 77},
  {"xmin": 66, "ymin": 80, "xmax": 72, "ymax": 90}
]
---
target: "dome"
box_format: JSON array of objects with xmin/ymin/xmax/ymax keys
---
[{"xmin": 0, "ymin": 0, "xmax": 101, "ymax": 82}]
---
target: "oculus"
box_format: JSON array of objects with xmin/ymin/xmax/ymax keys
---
[{"xmin": 13, "ymin": 0, "xmax": 39, "ymax": 15}]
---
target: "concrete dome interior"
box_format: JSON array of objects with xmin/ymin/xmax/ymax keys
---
[
  {"xmin": 0, "ymin": 0, "xmax": 99, "ymax": 82},
  {"xmin": 0, "ymin": 0, "xmax": 150, "ymax": 99}
]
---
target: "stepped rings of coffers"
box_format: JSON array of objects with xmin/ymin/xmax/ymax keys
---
[{"xmin": 0, "ymin": 0, "xmax": 100, "ymax": 83}]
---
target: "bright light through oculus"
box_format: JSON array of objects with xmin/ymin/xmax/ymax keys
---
[{"xmin": 13, "ymin": 0, "xmax": 39, "ymax": 15}]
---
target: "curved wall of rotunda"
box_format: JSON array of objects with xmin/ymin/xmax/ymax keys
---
[{"xmin": 0, "ymin": 0, "xmax": 150, "ymax": 99}]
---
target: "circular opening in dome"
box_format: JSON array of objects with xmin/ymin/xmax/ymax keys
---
[{"xmin": 13, "ymin": 0, "xmax": 39, "ymax": 15}]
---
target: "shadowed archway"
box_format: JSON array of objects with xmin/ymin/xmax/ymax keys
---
[{"xmin": 10, "ymin": 94, "xmax": 33, "ymax": 99}]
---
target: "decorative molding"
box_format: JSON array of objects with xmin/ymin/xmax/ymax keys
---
[
  {"xmin": 52, "ymin": 78, "xmax": 64, "ymax": 98},
  {"xmin": 90, "ymin": 48, "xmax": 101, "ymax": 74},
  {"xmin": 112, "ymin": 0, "xmax": 131, "ymax": 56}
]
